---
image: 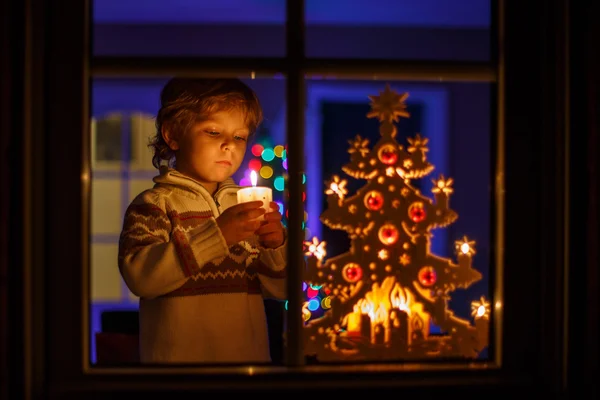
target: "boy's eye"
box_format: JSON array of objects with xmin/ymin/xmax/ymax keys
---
[
  {"xmin": 234, "ymin": 136, "xmax": 247, "ymax": 141},
  {"xmin": 206, "ymin": 130, "xmax": 219, "ymax": 136}
]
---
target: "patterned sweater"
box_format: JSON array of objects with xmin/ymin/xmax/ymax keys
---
[{"xmin": 118, "ymin": 168, "xmax": 287, "ymax": 364}]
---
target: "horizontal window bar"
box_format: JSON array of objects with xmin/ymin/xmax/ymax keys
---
[
  {"xmin": 91, "ymin": 57, "xmax": 496, "ymax": 82},
  {"xmin": 90, "ymin": 57, "xmax": 287, "ymax": 78},
  {"xmin": 304, "ymin": 59, "xmax": 496, "ymax": 82}
]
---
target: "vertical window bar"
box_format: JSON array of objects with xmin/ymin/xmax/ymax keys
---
[
  {"xmin": 490, "ymin": 0, "xmax": 504, "ymax": 366},
  {"xmin": 285, "ymin": 0, "xmax": 306, "ymax": 367}
]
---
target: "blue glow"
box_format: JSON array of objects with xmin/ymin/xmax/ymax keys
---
[
  {"xmin": 94, "ymin": 0, "xmax": 490, "ymax": 28},
  {"xmin": 261, "ymin": 148, "xmax": 275, "ymax": 162},
  {"xmin": 273, "ymin": 176, "xmax": 285, "ymax": 191},
  {"xmin": 307, "ymin": 298, "xmax": 320, "ymax": 311}
]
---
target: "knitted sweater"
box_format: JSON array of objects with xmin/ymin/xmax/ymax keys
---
[{"xmin": 118, "ymin": 168, "xmax": 287, "ymax": 364}]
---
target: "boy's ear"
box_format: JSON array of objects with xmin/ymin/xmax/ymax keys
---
[{"xmin": 162, "ymin": 127, "xmax": 179, "ymax": 151}]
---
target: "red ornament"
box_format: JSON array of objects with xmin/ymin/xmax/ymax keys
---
[
  {"xmin": 251, "ymin": 144, "xmax": 264, "ymax": 157},
  {"xmin": 364, "ymin": 191, "xmax": 384, "ymax": 211},
  {"xmin": 378, "ymin": 144, "xmax": 398, "ymax": 165},
  {"xmin": 248, "ymin": 159, "xmax": 262, "ymax": 171},
  {"xmin": 342, "ymin": 263, "xmax": 363, "ymax": 283},
  {"xmin": 408, "ymin": 202, "xmax": 426, "ymax": 222},
  {"xmin": 307, "ymin": 287, "xmax": 319, "ymax": 298},
  {"xmin": 378, "ymin": 223, "xmax": 399, "ymax": 245},
  {"xmin": 418, "ymin": 266, "xmax": 437, "ymax": 286}
]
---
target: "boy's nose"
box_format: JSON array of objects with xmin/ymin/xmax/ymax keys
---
[{"xmin": 221, "ymin": 140, "xmax": 232, "ymax": 151}]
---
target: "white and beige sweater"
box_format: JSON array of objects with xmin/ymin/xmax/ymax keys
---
[{"xmin": 118, "ymin": 168, "xmax": 287, "ymax": 364}]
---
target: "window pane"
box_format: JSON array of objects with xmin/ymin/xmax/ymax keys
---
[
  {"xmin": 92, "ymin": 0, "xmax": 286, "ymax": 57},
  {"xmin": 301, "ymin": 79, "xmax": 493, "ymax": 363},
  {"xmin": 89, "ymin": 76, "xmax": 287, "ymax": 366},
  {"xmin": 306, "ymin": 0, "xmax": 491, "ymax": 61}
]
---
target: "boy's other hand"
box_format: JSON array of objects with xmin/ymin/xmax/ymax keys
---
[
  {"xmin": 216, "ymin": 201, "xmax": 265, "ymax": 246},
  {"xmin": 255, "ymin": 202, "xmax": 285, "ymax": 249}
]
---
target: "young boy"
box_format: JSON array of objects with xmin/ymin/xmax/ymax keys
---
[{"xmin": 118, "ymin": 78, "xmax": 287, "ymax": 364}]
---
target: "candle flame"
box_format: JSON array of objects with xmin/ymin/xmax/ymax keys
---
[
  {"xmin": 250, "ymin": 170, "xmax": 257, "ymax": 187},
  {"xmin": 460, "ymin": 243, "xmax": 470, "ymax": 254},
  {"xmin": 471, "ymin": 296, "xmax": 491, "ymax": 318},
  {"xmin": 476, "ymin": 305, "xmax": 485, "ymax": 317}
]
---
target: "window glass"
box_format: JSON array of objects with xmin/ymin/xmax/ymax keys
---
[
  {"xmin": 300, "ymin": 79, "xmax": 493, "ymax": 363},
  {"xmin": 89, "ymin": 76, "xmax": 287, "ymax": 365},
  {"xmin": 92, "ymin": 0, "xmax": 286, "ymax": 57},
  {"xmin": 88, "ymin": 76, "xmax": 494, "ymax": 366},
  {"xmin": 305, "ymin": 0, "xmax": 491, "ymax": 61}
]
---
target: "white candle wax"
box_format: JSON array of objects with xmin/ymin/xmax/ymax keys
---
[{"xmin": 237, "ymin": 171, "xmax": 272, "ymax": 220}]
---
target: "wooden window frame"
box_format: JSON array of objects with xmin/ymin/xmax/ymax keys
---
[{"xmin": 6, "ymin": 0, "xmax": 591, "ymax": 397}]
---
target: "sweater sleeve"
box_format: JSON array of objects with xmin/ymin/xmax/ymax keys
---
[{"xmin": 118, "ymin": 191, "xmax": 229, "ymax": 299}]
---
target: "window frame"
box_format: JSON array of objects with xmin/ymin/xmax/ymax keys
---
[{"xmin": 17, "ymin": 0, "xmax": 572, "ymax": 396}]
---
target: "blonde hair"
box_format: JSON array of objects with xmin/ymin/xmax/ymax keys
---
[{"xmin": 149, "ymin": 78, "xmax": 263, "ymax": 169}]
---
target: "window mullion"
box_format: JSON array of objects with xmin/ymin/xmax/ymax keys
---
[{"xmin": 285, "ymin": 0, "xmax": 306, "ymax": 368}]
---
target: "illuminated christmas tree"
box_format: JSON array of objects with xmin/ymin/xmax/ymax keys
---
[
  {"xmin": 239, "ymin": 137, "xmax": 330, "ymax": 322},
  {"xmin": 240, "ymin": 142, "xmax": 308, "ymax": 232},
  {"xmin": 302, "ymin": 85, "xmax": 490, "ymax": 361}
]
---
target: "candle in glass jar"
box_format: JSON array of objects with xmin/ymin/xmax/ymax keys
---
[{"xmin": 237, "ymin": 170, "xmax": 272, "ymax": 220}]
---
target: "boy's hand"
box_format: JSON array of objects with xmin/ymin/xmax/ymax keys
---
[
  {"xmin": 216, "ymin": 201, "xmax": 265, "ymax": 246},
  {"xmin": 255, "ymin": 202, "xmax": 285, "ymax": 249}
]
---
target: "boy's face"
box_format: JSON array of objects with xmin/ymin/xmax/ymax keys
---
[{"xmin": 169, "ymin": 109, "xmax": 249, "ymax": 194}]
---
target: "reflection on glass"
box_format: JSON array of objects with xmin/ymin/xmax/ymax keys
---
[
  {"xmin": 301, "ymin": 80, "xmax": 492, "ymax": 363},
  {"xmin": 305, "ymin": 0, "xmax": 491, "ymax": 61},
  {"xmin": 89, "ymin": 77, "xmax": 287, "ymax": 366}
]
